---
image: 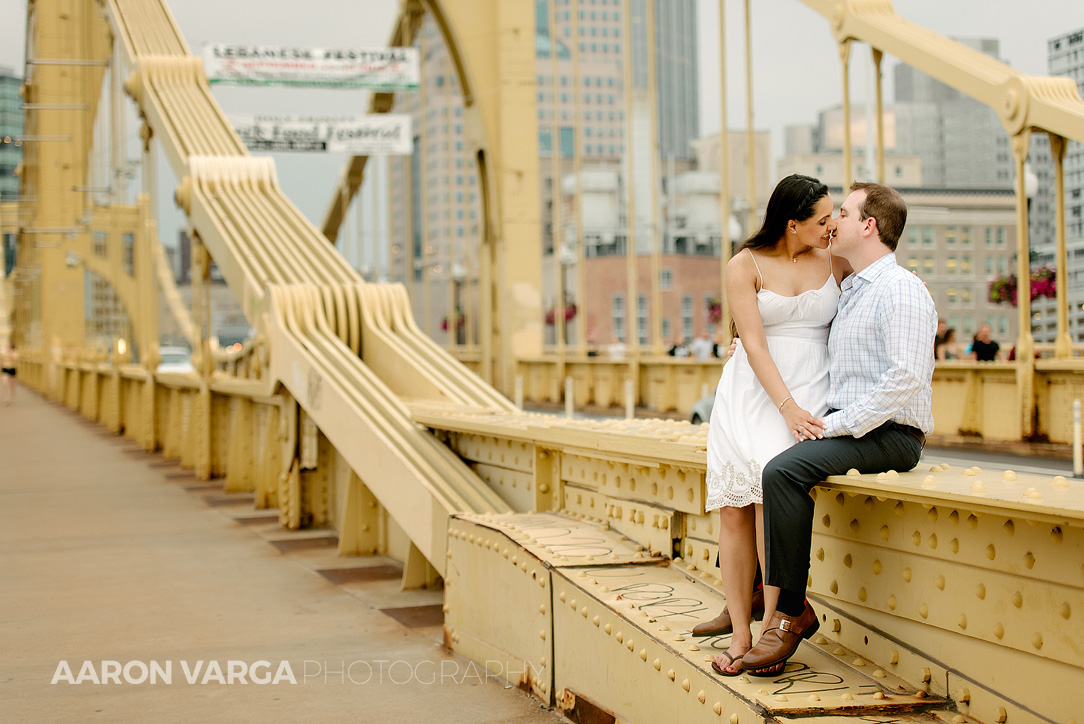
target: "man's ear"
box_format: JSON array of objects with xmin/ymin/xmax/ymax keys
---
[{"xmin": 863, "ymin": 216, "xmax": 878, "ymax": 239}]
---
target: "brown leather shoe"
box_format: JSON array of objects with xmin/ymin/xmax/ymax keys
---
[
  {"xmin": 691, "ymin": 588, "xmax": 766, "ymax": 637},
  {"xmin": 742, "ymin": 601, "xmax": 819, "ymax": 673}
]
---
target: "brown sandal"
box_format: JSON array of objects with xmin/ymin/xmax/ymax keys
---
[
  {"xmin": 710, "ymin": 651, "xmax": 745, "ymax": 677},
  {"xmin": 745, "ymin": 660, "xmax": 786, "ymax": 677}
]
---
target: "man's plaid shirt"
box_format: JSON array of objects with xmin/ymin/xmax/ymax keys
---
[{"xmin": 822, "ymin": 253, "xmax": 937, "ymax": 438}]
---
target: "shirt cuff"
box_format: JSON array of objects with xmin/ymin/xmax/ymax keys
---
[{"xmin": 821, "ymin": 411, "xmax": 847, "ymax": 437}]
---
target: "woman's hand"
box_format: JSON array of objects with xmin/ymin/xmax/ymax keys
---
[{"xmin": 781, "ymin": 400, "xmax": 825, "ymax": 442}]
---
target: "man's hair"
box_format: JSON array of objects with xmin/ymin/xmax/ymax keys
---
[{"xmin": 850, "ymin": 182, "xmax": 907, "ymax": 251}]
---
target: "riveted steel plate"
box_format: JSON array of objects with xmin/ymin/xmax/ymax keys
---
[
  {"xmin": 554, "ymin": 564, "xmax": 944, "ymax": 716},
  {"xmin": 455, "ymin": 512, "xmax": 666, "ymax": 567}
]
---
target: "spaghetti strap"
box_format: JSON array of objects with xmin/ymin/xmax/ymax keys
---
[
  {"xmin": 828, "ymin": 242, "xmax": 834, "ymax": 279},
  {"xmin": 745, "ymin": 248, "xmax": 764, "ymax": 290}
]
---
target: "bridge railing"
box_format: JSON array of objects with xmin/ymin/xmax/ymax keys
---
[{"xmin": 499, "ymin": 354, "xmax": 1084, "ymax": 446}]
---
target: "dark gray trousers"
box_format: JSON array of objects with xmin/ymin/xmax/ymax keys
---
[{"xmin": 761, "ymin": 422, "xmax": 923, "ymax": 596}]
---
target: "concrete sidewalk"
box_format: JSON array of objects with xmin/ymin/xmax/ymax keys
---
[{"xmin": 0, "ymin": 385, "xmax": 565, "ymax": 723}]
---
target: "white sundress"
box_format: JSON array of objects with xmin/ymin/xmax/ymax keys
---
[{"xmin": 705, "ymin": 250, "xmax": 838, "ymax": 510}]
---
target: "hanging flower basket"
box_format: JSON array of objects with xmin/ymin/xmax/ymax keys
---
[
  {"xmin": 707, "ymin": 296, "xmax": 722, "ymax": 325},
  {"xmin": 988, "ymin": 267, "xmax": 1056, "ymax": 307},
  {"xmin": 441, "ymin": 310, "xmax": 465, "ymax": 332},
  {"xmin": 545, "ymin": 296, "xmax": 578, "ymax": 326}
]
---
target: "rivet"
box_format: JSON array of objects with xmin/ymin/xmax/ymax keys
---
[
  {"xmin": 667, "ymin": 669, "xmax": 676, "ymax": 681},
  {"xmin": 639, "ymin": 649, "xmax": 647, "ymax": 661},
  {"xmin": 539, "ymin": 604, "xmax": 546, "ymax": 614},
  {"xmin": 928, "ymin": 534, "xmax": 938, "ymax": 550},
  {"xmin": 1032, "ymin": 632, "xmax": 1043, "ymax": 649},
  {"xmin": 1053, "ymin": 475, "xmax": 1069, "ymax": 487},
  {"xmin": 912, "ymin": 531, "xmax": 922, "ymax": 546},
  {"xmin": 653, "ymin": 658, "xmax": 661, "ymax": 670},
  {"xmin": 604, "ymin": 623, "xmax": 611, "ymax": 635},
  {"xmin": 1012, "ymin": 591, "xmax": 1023, "ymax": 608},
  {"xmin": 559, "ymin": 592, "xmax": 566, "ymax": 602},
  {"xmin": 816, "ymin": 548, "xmax": 825, "ymax": 561},
  {"xmin": 539, "ymin": 630, "xmax": 546, "ymax": 640},
  {"xmin": 873, "ymin": 691, "xmax": 886, "ymax": 699},
  {"xmin": 1024, "ymin": 551, "xmax": 1036, "ymax": 569},
  {"xmin": 570, "ymin": 598, "xmax": 577, "ymax": 609},
  {"xmin": 880, "ymin": 525, "xmax": 890, "ymax": 541},
  {"xmin": 843, "ymin": 554, "xmax": 852, "ymax": 568},
  {"xmin": 957, "ymin": 614, "xmax": 968, "ymax": 629},
  {"xmin": 950, "ymin": 538, "xmax": 960, "ymax": 553},
  {"xmin": 890, "ymin": 650, "xmax": 899, "ymax": 665},
  {"xmin": 976, "ymin": 584, "xmax": 986, "ymax": 599},
  {"xmin": 864, "ymin": 495, "xmax": 875, "ymax": 511},
  {"xmin": 673, "ymin": 635, "xmax": 686, "ymax": 642},
  {"xmin": 581, "ymin": 606, "xmax": 588, "ymax": 617},
  {"xmin": 902, "ymin": 568, "xmax": 912, "ymax": 582},
  {"xmin": 697, "ymin": 690, "xmax": 706, "ymax": 703},
  {"xmin": 953, "ymin": 717, "xmax": 967, "ymax": 724},
  {"xmin": 1061, "ymin": 602, "xmax": 1072, "ymax": 619},
  {"xmin": 995, "ymin": 707, "xmax": 1008, "ymax": 723},
  {"xmin": 852, "ymin": 658, "xmax": 866, "ymax": 666},
  {"xmin": 846, "ymin": 468, "xmax": 860, "ymax": 476},
  {"xmin": 919, "ymin": 604, "xmax": 929, "ymax": 619},
  {"xmin": 921, "ymin": 474, "xmax": 937, "ymax": 488},
  {"xmin": 857, "ymin": 587, "xmax": 867, "ymax": 602},
  {"xmin": 831, "ymin": 619, "xmax": 841, "ymax": 633},
  {"xmin": 681, "ymin": 678, "xmax": 691, "ymax": 692},
  {"xmin": 627, "ymin": 640, "xmax": 635, "ymax": 651},
  {"xmin": 967, "ymin": 514, "xmax": 979, "ymax": 529},
  {"xmin": 724, "ymin": 710, "xmax": 733, "ymax": 721},
  {"xmin": 830, "ymin": 580, "xmax": 838, "ymax": 594},
  {"xmin": 894, "ymin": 502, "xmax": 905, "ymax": 517},
  {"xmin": 958, "ymin": 688, "xmax": 971, "ymax": 703},
  {"xmin": 849, "ymin": 519, "xmax": 860, "ymax": 533},
  {"xmin": 1051, "ymin": 527, "xmax": 1064, "ymax": 544},
  {"xmin": 822, "ymin": 514, "xmax": 832, "ymax": 528},
  {"xmin": 774, "ymin": 695, "xmax": 788, "ymax": 702},
  {"xmin": 616, "ymin": 631, "xmax": 623, "ymax": 643},
  {"xmin": 593, "ymin": 615, "xmax": 600, "ymax": 626},
  {"xmin": 986, "ymin": 544, "xmax": 996, "ymax": 560},
  {"xmin": 921, "ymin": 668, "xmax": 932, "ymax": 683},
  {"xmin": 936, "ymin": 575, "xmax": 945, "ymax": 590},
  {"xmin": 835, "ymin": 492, "xmax": 846, "ymax": 506},
  {"xmin": 888, "ymin": 595, "xmax": 897, "ymax": 610},
  {"xmin": 927, "ymin": 507, "xmax": 938, "ymax": 523},
  {"xmin": 872, "ymin": 560, "xmax": 882, "ymax": 575},
  {"xmin": 994, "ymin": 623, "xmax": 1005, "ymax": 639},
  {"xmin": 688, "ymin": 645, "xmax": 699, "ymax": 652},
  {"xmin": 841, "ymin": 693, "xmax": 854, "ymax": 701},
  {"xmin": 1002, "ymin": 470, "xmax": 1017, "ymax": 481}
]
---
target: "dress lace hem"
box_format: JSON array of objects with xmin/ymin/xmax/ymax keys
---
[{"xmin": 705, "ymin": 459, "xmax": 763, "ymax": 510}]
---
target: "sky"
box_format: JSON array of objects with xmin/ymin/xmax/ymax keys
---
[{"xmin": 1, "ymin": 0, "xmax": 1082, "ymax": 269}]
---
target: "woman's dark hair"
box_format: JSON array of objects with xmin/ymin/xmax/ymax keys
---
[{"xmin": 739, "ymin": 174, "xmax": 829, "ymax": 252}]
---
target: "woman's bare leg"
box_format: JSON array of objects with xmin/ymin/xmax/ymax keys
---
[{"xmin": 713, "ymin": 505, "xmax": 758, "ymax": 672}]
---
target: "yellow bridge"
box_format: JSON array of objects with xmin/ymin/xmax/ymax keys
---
[{"xmin": 3, "ymin": 1, "xmax": 1084, "ymax": 723}]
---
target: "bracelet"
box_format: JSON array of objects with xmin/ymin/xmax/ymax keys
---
[{"xmin": 778, "ymin": 396, "xmax": 793, "ymax": 411}]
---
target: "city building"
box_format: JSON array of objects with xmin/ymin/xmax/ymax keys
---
[
  {"xmin": 1031, "ymin": 27, "xmax": 1084, "ymax": 344},
  {"xmin": 386, "ymin": 2, "xmax": 700, "ymax": 340},
  {"xmin": 1, "ymin": 65, "xmax": 23, "ymax": 275},
  {"xmin": 897, "ymin": 187, "xmax": 1019, "ymax": 349}
]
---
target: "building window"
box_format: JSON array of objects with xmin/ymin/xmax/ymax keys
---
[
  {"xmin": 122, "ymin": 234, "xmax": 134, "ymax": 276},
  {"xmin": 961, "ymin": 288, "xmax": 972, "ymax": 304},
  {"xmin": 661, "ymin": 268, "xmax": 673, "ymax": 290},
  {"xmin": 961, "ymin": 255, "xmax": 972, "ymax": 274},
  {"xmin": 907, "ymin": 257, "xmax": 919, "ymax": 273},
  {"xmin": 93, "ymin": 232, "xmax": 107, "ymax": 258},
  {"xmin": 682, "ymin": 294, "xmax": 693, "ymax": 339},
  {"xmin": 962, "ymin": 227, "xmax": 971, "ymax": 245},
  {"xmin": 986, "ymin": 257, "xmax": 994, "ymax": 275},
  {"xmin": 946, "ymin": 227, "xmax": 956, "ymax": 246},
  {"xmin": 922, "ymin": 227, "xmax": 934, "ymax": 246},
  {"xmin": 662, "ymin": 318, "xmax": 671, "ymax": 340},
  {"xmin": 963, "ymin": 316, "xmax": 975, "ymax": 336},
  {"xmin": 946, "ymin": 257, "xmax": 957, "ymax": 274},
  {"xmin": 998, "ymin": 315, "xmax": 1008, "ymax": 337},
  {"xmin": 923, "ymin": 257, "xmax": 934, "ymax": 275},
  {"xmin": 985, "ymin": 228, "xmax": 993, "ymax": 246},
  {"xmin": 908, "ymin": 228, "xmax": 918, "ymax": 246},
  {"xmin": 946, "ymin": 288, "xmax": 957, "ymax": 305},
  {"xmin": 638, "ymin": 293, "xmax": 648, "ymax": 345},
  {"xmin": 997, "ymin": 227, "xmax": 1005, "ymax": 246},
  {"xmin": 612, "ymin": 293, "xmax": 625, "ymax": 340}
]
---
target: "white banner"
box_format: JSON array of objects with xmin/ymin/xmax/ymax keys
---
[
  {"xmin": 205, "ymin": 45, "xmax": 420, "ymax": 90},
  {"xmin": 230, "ymin": 114, "xmax": 413, "ymax": 155}
]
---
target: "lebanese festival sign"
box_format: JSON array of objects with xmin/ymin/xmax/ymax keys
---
[
  {"xmin": 204, "ymin": 45, "xmax": 420, "ymax": 91},
  {"xmin": 229, "ymin": 114, "xmax": 413, "ymax": 155}
]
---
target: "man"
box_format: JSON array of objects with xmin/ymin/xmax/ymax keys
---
[
  {"xmin": 968, "ymin": 323, "xmax": 1002, "ymax": 361},
  {"xmin": 741, "ymin": 183, "xmax": 937, "ymax": 674},
  {"xmin": 689, "ymin": 331, "xmax": 715, "ymax": 360}
]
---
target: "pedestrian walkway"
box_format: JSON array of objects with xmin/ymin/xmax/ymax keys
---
[{"xmin": 0, "ymin": 385, "xmax": 566, "ymax": 723}]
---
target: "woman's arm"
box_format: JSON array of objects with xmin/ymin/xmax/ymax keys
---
[{"xmin": 726, "ymin": 255, "xmax": 824, "ymax": 441}]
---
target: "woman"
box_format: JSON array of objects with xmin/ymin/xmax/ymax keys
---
[
  {"xmin": 1, "ymin": 342, "xmax": 16, "ymax": 406},
  {"xmin": 694, "ymin": 175, "xmax": 846, "ymax": 676},
  {"xmin": 936, "ymin": 327, "xmax": 962, "ymax": 360}
]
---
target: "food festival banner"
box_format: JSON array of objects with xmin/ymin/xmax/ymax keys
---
[
  {"xmin": 229, "ymin": 114, "xmax": 413, "ymax": 154},
  {"xmin": 204, "ymin": 45, "xmax": 420, "ymax": 90}
]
